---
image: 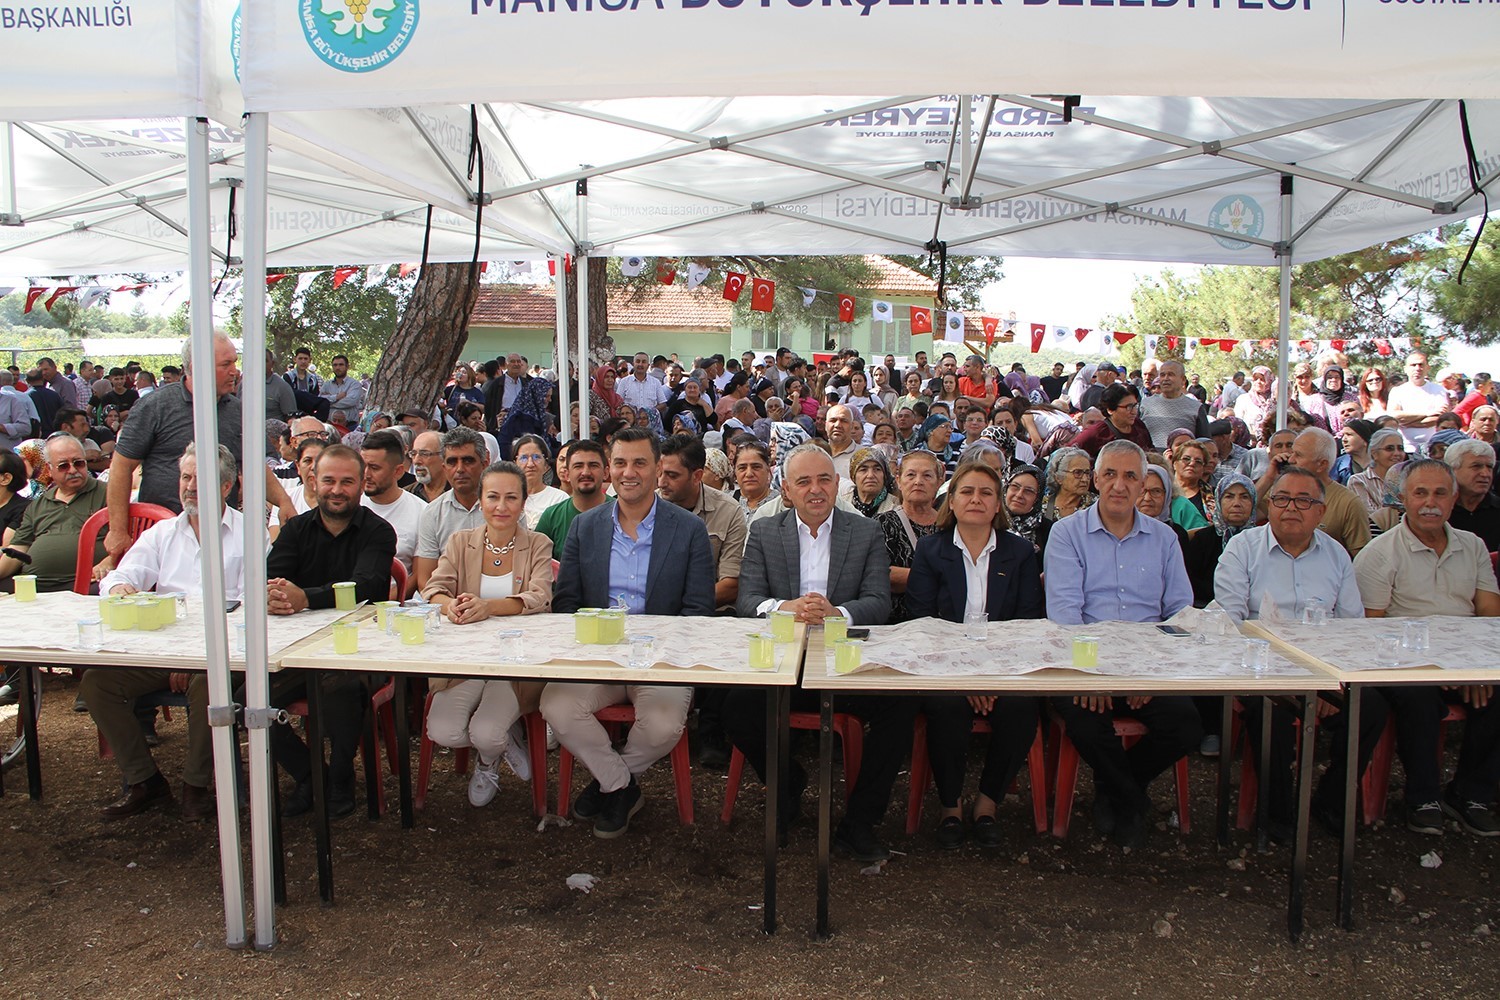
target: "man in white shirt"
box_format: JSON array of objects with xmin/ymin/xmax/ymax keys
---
[
  {"xmin": 318, "ymin": 354, "xmax": 366, "ymax": 425},
  {"xmin": 80, "ymin": 443, "xmax": 243, "ymax": 823},
  {"xmin": 619, "ymin": 352, "xmax": 671, "ymax": 413},
  {"xmin": 359, "ymin": 429, "xmax": 427, "ymax": 576},
  {"xmin": 825, "ymin": 404, "xmax": 860, "ymax": 481},
  {"xmin": 1387, "ymin": 352, "xmax": 1452, "ymax": 453}
]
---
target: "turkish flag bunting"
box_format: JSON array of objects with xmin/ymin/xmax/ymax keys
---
[
  {"xmin": 1166, "ymin": 336, "xmax": 1179, "ymax": 351},
  {"xmin": 981, "ymin": 316, "xmax": 1000, "ymax": 342},
  {"xmin": 331, "ymin": 267, "xmax": 360, "ymax": 289},
  {"xmin": 1030, "ymin": 323, "xmax": 1046, "ymax": 353},
  {"xmin": 1199, "ymin": 338, "xmax": 1217, "ymax": 348},
  {"xmin": 751, "ymin": 277, "xmax": 775, "ymax": 312},
  {"xmin": 723, "ymin": 272, "xmax": 747, "ymax": 302},
  {"xmin": 546, "ymin": 255, "xmax": 573, "ymax": 276},
  {"xmin": 1074, "ymin": 327, "xmax": 1089, "ymax": 343},
  {"xmin": 1259, "ymin": 339, "xmax": 1276, "ymax": 351},
  {"xmin": 656, "ymin": 261, "xmax": 677, "ymax": 285},
  {"xmin": 1330, "ymin": 339, "xmax": 1347, "ymax": 351},
  {"xmin": 1218, "ymin": 339, "xmax": 1236, "ymax": 352},
  {"xmin": 1113, "ymin": 332, "xmax": 1135, "ymax": 345},
  {"xmin": 1297, "ymin": 339, "xmax": 1315, "ymax": 353},
  {"xmin": 265, "ymin": 273, "xmax": 289, "ymax": 287},
  {"xmin": 399, "ymin": 263, "xmax": 420, "ymax": 278},
  {"xmin": 44, "ymin": 287, "xmax": 79, "ymax": 311},
  {"xmin": 910, "ymin": 306, "xmax": 932, "ymax": 334},
  {"xmin": 1375, "ymin": 339, "xmax": 1393, "ymax": 357},
  {"xmin": 114, "ymin": 283, "xmax": 149, "ymax": 292},
  {"xmin": 24, "ymin": 287, "xmax": 47, "ymax": 313},
  {"xmin": 837, "ymin": 294, "xmax": 855, "ymax": 323}
]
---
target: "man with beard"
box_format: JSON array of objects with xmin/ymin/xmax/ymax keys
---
[{"xmin": 534, "ymin": 439, "xmax": 611, "ymax": 560}]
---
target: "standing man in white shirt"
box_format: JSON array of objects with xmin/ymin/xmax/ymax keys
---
[
  {"xmin": 80, "ymin": 444, "xmax": 243, "ymax": 822},
  {"xmin": 359, "ymin": 429, "xmax": 427, "ymax": 576},
  {"xmin": 619, "ymin": 352, "xmax": 671, "ymax": 414},
  {"xmin": 1388, "ymin": 353, "xmax": 1452, "ymax": 454}
]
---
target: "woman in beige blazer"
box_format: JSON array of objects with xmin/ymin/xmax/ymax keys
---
[{"xmin": 421, "ymin": 461, "xmax": 554, "ymax": 809}]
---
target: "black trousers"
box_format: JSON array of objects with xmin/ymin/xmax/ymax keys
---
[
  {"xmin": 238, "ymin": 671, "xmax": 369, "ymax": 788},
  {"xmin": 1241, "ymin": 689, "xmax": 1386, "ymax": 825},
  {"xmin": 721, "ymin": 687, "xmax": 917, "ymax": 830},
  {"xmin": 1050, "ymin": 695, "xmax": 1202, "ymax": 816},
  {"xmin": 921, "ymin": 695, "xmax": 1039, "ymax": 809},
  {"xmin": 1379, "ymin": 686, "xmax": 1500, "ymax": 806}
]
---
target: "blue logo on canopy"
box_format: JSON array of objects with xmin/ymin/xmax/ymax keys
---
[
  {"xmin": 231, "ymin": 5, "xmax": 241, "ymax": 81},
  {"xmin": 300, "ymin": 0, "xmax": 418, "ymax": 74},
  {"xmin": 1207, "ymin": 195, "xmax": 1265, "ymax": 252}
]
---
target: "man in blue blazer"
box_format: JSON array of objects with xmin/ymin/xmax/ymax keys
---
[
  {"xmin": 725, "ymin": 443, "xmax": 914, "ymax": 863},
  {"xmin": 542, "ymin": 429, "xmax": 715, "ymax": 838}
]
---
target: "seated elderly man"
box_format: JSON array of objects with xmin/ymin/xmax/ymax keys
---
[
  {"xmin": 1255, "ymin": 428, "xmax": 1369, "ymax": 559},
  {"xmin": 1214, "ymin": 465, "xmax": 1385, "ymax": 838},
  {"xmin": 1045, "ymin": 440, "xmax": 1201, "ymax": 849},
  {"xmin": 80, "ymin": 444, "xmax": 242, "ymax": 821},
  {"xmin": 1445, "ymin": 439, "xmax": 1500, "ymax": 556},
  {"xmin": 723, "ymin": 443, "xmax": 908, "ymax": 863},
  {"xmin": 1354, "ymin": 458, "xmax": 1500, "ymax": 836},
  {"xmin": 0, "ymin": 433, "xmax": 108, "ymax": 592}
]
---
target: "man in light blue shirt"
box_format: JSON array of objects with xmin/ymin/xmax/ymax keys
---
[
  {"xmin": 1044, "ymin": 440, "xmax": 1202, "ymax": 849},
  {"xmin": 1215, "ymin": 466, "xmax": 1385, "ymax": 838}
]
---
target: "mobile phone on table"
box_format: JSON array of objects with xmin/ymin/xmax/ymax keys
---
[
  {"xmin": 1155, "ymin": 624, "xmax": 1191, "ymax": 637},
  {"xmin": 226, "ymin": 601, "xmax": 242, "ymax": 613},
  {"xmin": 847, "ymin": 628, "xmax": 870, "ymax": 640}
]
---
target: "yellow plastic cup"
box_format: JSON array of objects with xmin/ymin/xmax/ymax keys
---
[
  {"xmin": 397, "ymin": 610, "xmax": 426, "ymax": 646},
  {"xmin": 748, "ymin": 632, "xmax": 776, "ymax": 671},
  {"xmin": 134, "ymin": 596, "xmax": 163, "ymax": 631},
  {"xmin": 373, "ymin": 601, "xmax": 399, "ymax": 630},
  {"xmin": 333, "ymin": 582, "xmax": 357, "ymax": 611},
  {"xmin": 332, "ymin": 621, "xmax": 359, "ymax": 655},
  {"xmin": 106, "ymin": 597, "xmax": 137, "ymax": 631},
  {"xmin": 598, "ymin": 609, "xmax": 626, "ymax": 645},
  {"xmin": 13, "ymin": 575, "xmax": 36, "ymax": 602},
  {"xmin": 822, "ymin": 616, "xmax": 847, "ymax": 644},
  {"xmin": 574, "ymin": 609, "xmax": 600, "ymax": 644},
  {"xmin": 770, "ymin": 610, "xmax": 796, "ymax": 643},
  {"xmin": 1072, "ymin": 635, "xmax": 1099, "ymax": 669},
  {"xmin": 833, "ymin": 639, "xmax": 863, "ymax": 674},
  {"xmin": 152, "ymin": 596, "xmax": 176, "ymax": 629},
  {"xmin": 98, "ymin": 597, "xmax": 116, "ymax": 629}
]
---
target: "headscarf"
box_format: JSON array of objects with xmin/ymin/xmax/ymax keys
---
[
  {"xmin": 769, "ymin": 421, "xmax": 811, "ymax": 490},
  {"xmin": 640, "ymin": 403, "xmax": 667, "ymax": 439},
  {"xmin": 1142, "ymin": 465, "xmax": 1174, "ymax": 524},
  {"xmin": 1025, "ymin": 375, "xmax": 1046, "ymax": 404},
  {"xmin": 980, "ymin": 424, "xmax": 1018, "ymax": 468},
  {"xmin": 1212, "ymin": 472, "xmax": 1257, "ymax": 542},
  {"xmin": 1004, "ymin": 371, "xmax": 1026, "ymax": 394},
  {"xmin": 1382, "ymin": 461, "xmax": 1408, "ymax": 512},
  {"xmin": 1068, "ymin": 364, "xmax": 1098, "ymax": 410},
  {"xmin": 1430, "ymin": 428, "xmax": 1469, "ymax": 456},
  {"xmin": 703, "ymin": 447, "xmax": 733, "ymax": 487},
  {"xmin": 1320, "ymin": 367, "xmax": 1348, "ymax": 407},
  {"xmin": 497, "ymin": 376, "xmax": 556, "ymax": 459},
  {"xmin": 590, "ymin": 364, "xmax": 622, "ymax": 418},
  {"xmin": 848, "ymin": 446, "xmax": 893, "ymax": 517},
  {"xmin": 1005, "ymin": 464, "xmax": 1046, "ymax": 545},
  {"xmin": 673, "ymin": 409, "xmax": 701, "ymax": 436},
  {"xmin": 1228, "ymin": 416, "xmax": 1253, "ymax": 451},
  {"xmin": 917, "ymin": 413, "xmax": 951, "ymax": 448}
]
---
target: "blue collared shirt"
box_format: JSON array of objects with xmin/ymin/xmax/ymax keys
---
[
  {"xmin": 608, "ymin": 497, "xmax": 657, "ymax": 614},
  {"xmin": 1214, "ymin": 524, "xmax": 1363, "ymax": 623},
  {"xmin": 1044, "ymin": 505, "xmax": 1193, "ymax": 625}
]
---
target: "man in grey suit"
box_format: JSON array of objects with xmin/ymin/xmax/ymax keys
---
[
  {"xmin": 725, "ymin": 443, "xmax": 914, "ymax": 862},
  {"xmin": 543, "ymin": 429, "xmax": 716, "ymax": 838}
]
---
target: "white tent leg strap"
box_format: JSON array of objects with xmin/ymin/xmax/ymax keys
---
[
  {"xmin": 0, "ymin": 122, "xmax": 16, "ymax": 223},
  {"xmin": 1277, "ymin": 173, "xmax": 1293, "ymax": 431},
  {"xmin": 575, "ymin": 182, "xmax": 590, "ymax": 437},
  {"xmin": 186, "ymin": 115, "xmax": 247, "ymax": 951},
  {"xmin": 554, "ymin": 255, "xmax": 572, "ymax": 443}
]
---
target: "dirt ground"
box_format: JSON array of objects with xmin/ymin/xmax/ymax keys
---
[{"xmin": 4, "ymin": 674, "xmax": 1500, "ymax": 999}]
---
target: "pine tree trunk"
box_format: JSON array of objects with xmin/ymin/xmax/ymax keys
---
[
  {"xmin": 368, "ymin": 262, "xmax": 481, "ymax": 416},
  {"xmin": 561, "ymin": 256, "xmax": 614, "ymax": 372}
]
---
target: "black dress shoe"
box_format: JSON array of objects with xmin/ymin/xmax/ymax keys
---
[
  {"xmin": 593, "ymin": 778, "xmax": 643, "ymax": 839},
  {"xmin": 282, "ymin": 781, "xmax": 314, "ymax": 818},
  {"xmin": 1110, "ymin": 806, "xmax": 1148, "ymax": 851},
  {"xmin": 328, "ymin": 783, "xmax": 356, "ymax": 821},
  {"xmin": 180, "ymin": 782, "xmax": 215, "ymax": 823},
  {"xmin": 573, "ymin": 778, "xmax": 604, "ymax": 820},
  {"xmin": 101, "ymin": 772, "xmax": 172, "ymax": 820},
  {"xmin": 1091, "ymin": 796, "xmax": 1118, "ymax": 837},
  {"xmin": 935, "ymin": 815, "xmax": 966, "ymax": 850},
  {"xmin": 698, "ymin": 735, "xmax": 730, "ymax": 772},
  {"xmin": 833, "ymin": 820, "xmax": 890, "ymax": 863},
  {"xmin": 972, "ymin": 814, "xmax": 1004, "ymax": 848}
]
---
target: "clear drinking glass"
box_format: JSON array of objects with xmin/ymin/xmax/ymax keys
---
[
  {"xmin": 1402, "ymin": 618, "xmax": 1430, "ymax": 653},
  {"xmin": 1300, "ymin": 597, "xmax": 1327, "ymax": 626},
  {"xmin": 1071, "ymin": 635, "xmax": 1099, "ymax": 669},
  {"xmin": 1375, "ymin": 633, "xmax": 1403, "ymax": 668},
  {"xmin": 497, "ymin": 629, "xmax": 525, "ymax": 664},
  {"xmin": 964, "ymin": 612, "xmax": 989, "ymax": 642},
  {"xmin": 76, "ymin": 618, "xmax": 103, "ymax": 651},
  {"xmin": 1242, "ymin": 638, "xmax": 1271, "ymax": 675},
  {"xmin": 628, "ymin": 634, "xmax": 656, "ymax": 669}
]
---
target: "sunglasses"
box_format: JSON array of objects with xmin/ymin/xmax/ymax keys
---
[{"xmin": 51, "ymin": 459, "xmax": 89, "ymax": 472}]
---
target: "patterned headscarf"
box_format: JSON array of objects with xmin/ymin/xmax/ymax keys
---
[
  {"xmin": 769, "ymin": 421, "xmax": 811, "ymax": 490},
  {"xmin": 703, "ymin": 447, "xmax": 733, "ymax": 487},
  {"xmin": 980, "ymin": 424, "xmax": 1018, "ymax": 467},
  {"xmin": 917, "ymin": 413, "xmax": 951, "ymax": 448},
  {"xmin": 848, "ymin": 446, "xmax": 893, "ymax": 517},
  {"xmin": 673, "ymin": 409, "xmax": 701, "ymax": 436},
  {"xmin": 1212, "ymin": 472, "xmax": 1257, "ymax": 542},
  {"xmin": 1005, "ymin": 464, "xmax": 1046, "ymax": 545},
  {"xmin": 1142, "ymin": 465, "xmax": 1175, "ymax": 524}
]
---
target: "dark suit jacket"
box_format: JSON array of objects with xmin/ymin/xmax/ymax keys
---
[
  {"xmin": 905, "ymin": 525, "xmax": 1045, "ymax": 623},
  {"xmin": 736, "ymin": 508, "xmax": 891, "ymax": 625},
  {"xmin": 483, "ymin": 373, "xmax": 530, "ymax": 432},
  {"xmin": 554, "ymin": 497, "xmax": 715, "ymax": 616}
]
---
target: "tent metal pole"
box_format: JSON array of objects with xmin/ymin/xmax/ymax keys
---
[
  {"xmin": 554, "ymin": 254, "xmax": 572, "ymax": 444},
  {"xmin": 1276, "ymin": 174, "xmax": 1293, "ymax": 430},
  {"xmin": 575, "ymin": 181, "xmax": 590, "ymax": 438},
  {"xmin": 186, "ymin": 115, "xmax": 247, "ymax": 950},
  {"xmin": 1, "ymin": 122, "xmax": 17, "ymax": 221},
  {"xmin": 240, "ymin": 111, "xmax": 277, "ymax": 952},
  {"xmin": 959, "ymin": 97, "xmax": 972, "ymax": 187}
]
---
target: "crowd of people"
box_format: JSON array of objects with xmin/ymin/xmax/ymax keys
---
[{"xmin": 3, "ymin": 337, "xmax": 1499, "ymax": 863}]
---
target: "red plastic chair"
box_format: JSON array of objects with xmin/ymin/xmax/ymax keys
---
[
  {"xmin": 1048, "ymin": 717, "xmax": 1192, "ymax": 838},
  {"xmin": 74, "ymin": 503, "xmax": 175, "ymax": 594},
  {"xmin": 556, "ymin": 703, "xmax": 694, "ymax": 825},
  {"xmin": 720, "ymin": 711, "xmax": 864, "ymax": 826},
  {"xmin": 906, "ymin": 715, "xmax": 1049, "ymax": 836},
  {"xmin": 413, "ymin": 690, "xmax": 548, "ymax": 815},
  {"xmin": 1359, "ymin": 704, "xmax": 1466, "ymax": 824}
]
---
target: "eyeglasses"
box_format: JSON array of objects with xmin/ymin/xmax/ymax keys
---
[
  {"xmin": 515, "ymin": 453, "xmax": 546, "ymax": 463},
  {"xmin": 1365, "ymin": 376, "xmax": 1384, "ymax": 382},
  {"xmin": 410, "ymin": 449, "xmax": 441, "ymax": 459},
  {"xmin": 1007, "ymin": 485, "xmax": 1039, "ymax": 499},
  {"xmin": 1064, "ymin": 469, "xmax": 1091, "ymax": 479},
  {"xmin": 1268, "ymin": 495, "xmax": 1325, "ymax": 511},
  {"xmin": 1177, "ymin": 457, "xmax": 1205, "ymax": 466},
  {"xmin": 51, "ymin": 459, "xmax": 89, "ymax": 472},
  {"xmin": 1141, "ymin": 487, "xmax": 1167, "ymax": 500}
]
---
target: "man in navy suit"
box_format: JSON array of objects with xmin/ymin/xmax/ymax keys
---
[
  {"xmin": 542, "ymin": 428, "xmax": 715, "ymax": 838},
  {"xmin": 725, "ymin": 443, "xmax": 913, "ymax": 862}
]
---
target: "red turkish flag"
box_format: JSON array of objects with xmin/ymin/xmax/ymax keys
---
[
  {"xmin": 1113, "ymin": 331, "xmax": 1135, "ymax": 345},
  {"xmin": 1259, "ymin": 339, "xmax": 1276, "ymax": 351},
  {"xmin": 980, "ymin": 316, "xmax": 1000, "ymax": 346},
  {"xmin": 1330, "ymin": 339, "xmax": 1347, "ymax": 352},
  {"xmin": 751, "ymin": 277, "xmax": 776, "ymax": 312},
  {"xmin": 44, "ymin": 287, "xmax": 79, "ymax": 311},
  {"xmin": 1199, "ymin": 338, "xmax": 1217, "ymax": 348},
  {"xmin": 1166, "ymin": 336, "xmax": 1179, "ymax": 351},
  {"xmin": 23, "ymin": 287, "xmax": 47, "ymax": 313},
  {"xmin": 1030, "ymin": 323, "xmax": 1046, "ymax": 353},
  {"xmin": 1297, "ymin": 339, "xmax": 1315, "ymax": 353},
  {"xmin": 656, "ymin": 261, "xmax": 677, "ymax": 285},
  {"xmin": 1218, "ymin": 339, "xmax": 1236, "ymax": 352},
  {"xmin": 331, "ymin": 266, "xmax": 360, "ymax": 289},
  {"xmin": 265, "ymin": 273, "xmax": 289, "ymax": 287},
  {"xmin": 1375, "ymin": 338, "xmax": 1393, "ymax": 357},
  {"xmin": 723, "ymin": 272, "xmax": 747, "ymax": 302},
  {"xmin": 910, "ymin": 306, "xmax": 932, "ymax": 334},
  {"xmin": 837, "ymin": 294, "xmax": 855, "ymax": 323},
  {"xmin": 1074, "ymin": 327, "xmax": 1089, "ymax": 343}
]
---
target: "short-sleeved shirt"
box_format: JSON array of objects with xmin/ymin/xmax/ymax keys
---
[
  {"xmin": 113, "ymin": 382, "xmax": 242, "ymax": 512},
  {"xmin": 688, "ymin": 484, "xmax": 747, "ymax": 586},
  {"xmin": 414, "ymin": 489, "xmax": 483, "ymax": 560},
  {"xmin": 362, "ymin": 488, "xmax": 428, "ymax": 573},
  {"xmin": 11, "ymin": 476, "xmax": 107, "ymax": 591},
  {"xmin": 1387, "ymin": 380, "xmax": 1448, "ymax": 450},
  {"xmin": 618, "ymin": 375, "xmax": 670, "ymax": 411},
  {"xmin": 535, "ymin": 496, "xmax": 613, "ymax": 560},
  {"xmin": 1353, "ymin": 519, "xmax": 1498, "ymax": 617}
]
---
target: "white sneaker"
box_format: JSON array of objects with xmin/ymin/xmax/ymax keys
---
[
  {"xmin": 468, "ymin": 757, "xmax": 501, "ymax": 807},
  {"xmin": 503, "ymin": 721, "xmax": 532, "ymax": 782},
  {"xmin": 546, "ymin": 724, "xmax": 559, "ymax": 751}
]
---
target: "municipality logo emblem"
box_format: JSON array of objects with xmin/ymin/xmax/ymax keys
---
[
  {"xmin": 1207, "ymin": 194, "xmax": 1264, "ymax": 251},
  {"xmin": 300, "ymin": 0, "xmax": 418, "ymax": 74}
]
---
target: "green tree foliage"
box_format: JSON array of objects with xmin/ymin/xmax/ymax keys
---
[
  {"xmin": 887, "ymin": 254, "xmax": 1005, "ymax": 309},
  {"xmin": 1428, "ymin": 223, "xmax": 1500, "ymax": 346},
  {"xmin": 225, "ymin": 266, "xmax": 408, "ymax": 377},
  {"xmin": 0, "ymin": 285, "xmax": 186, "ymax": 372}
]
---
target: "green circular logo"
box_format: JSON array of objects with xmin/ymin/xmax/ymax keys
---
[{"xmin": 300, "ymin": 0, "xmax": 418, "ymax": 74}]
